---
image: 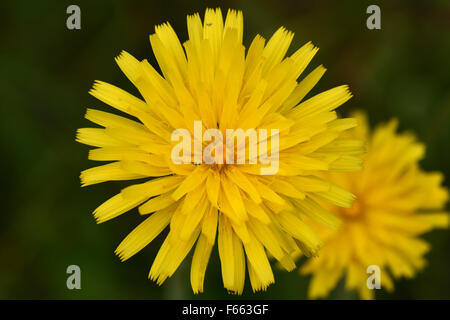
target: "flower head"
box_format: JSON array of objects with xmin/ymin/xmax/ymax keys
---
[
  {"xmin": 301, "ymin": 111, "xmax": 449, "ymax": 299},
  {"xmin": 77, "ymin": 8, "xmax": 363, "ymax": 294}
]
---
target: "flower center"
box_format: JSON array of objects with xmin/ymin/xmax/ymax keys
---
[
  {"xmin": 340, "ymin": 198, "xmax": 363, "ymax": 218},
  {"xmin": 171, "ymin": 120, "xmax": 280, "ymax": 175}
]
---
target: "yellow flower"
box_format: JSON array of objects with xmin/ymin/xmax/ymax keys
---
[
  {"xmin": 301, "ymin": 111, "xmax": 449, "ymax": 299},
  {"xmin": 76, "ymin": 8, "xmax": 363, "ymax": 294}
]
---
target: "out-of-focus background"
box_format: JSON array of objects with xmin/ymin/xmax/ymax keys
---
[{"xmin": 1, "ymin": 0, "xmax": 449, "ymax": 299}]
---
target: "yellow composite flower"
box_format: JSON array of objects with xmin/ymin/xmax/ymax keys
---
[
  {"xmin": 301, "ymin": 111, "xmax": 449, "ymax": 299},
  {"xmin": 76, "ymin": 8, "xmax": 364, "ymax": 294}
]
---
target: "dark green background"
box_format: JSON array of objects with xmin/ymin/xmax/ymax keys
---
[{"xmin": 1, "ymin": 0, "xmax": 449, "ymax": 299}]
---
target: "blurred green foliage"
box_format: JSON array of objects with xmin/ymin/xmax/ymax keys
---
[{"xmin": 0, "ymin": 0, "xmax": 449, "ymax": 299}]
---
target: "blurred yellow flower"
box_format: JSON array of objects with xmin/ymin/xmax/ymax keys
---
[
  {"xmin": 76, "ymin": 8, "xmax": 363, "ymax": 294},
  {"xmin": 301, "ymin": 111, "xmax": 449, "ymax": 299}
]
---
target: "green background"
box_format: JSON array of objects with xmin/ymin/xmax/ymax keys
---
[{"xmin": 1, "ymin": 0, "xmax": 449, "ymax": 299}]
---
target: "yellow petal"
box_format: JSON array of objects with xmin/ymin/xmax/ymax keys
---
[
  {"xmin": 282, "ymin": 65, "xmax": 326, "ymax": 112},
  {"xmin": 93, "ymin": 192, "xmax": 149, "ymax": 223},
  {"xmin": 218, "ymin": 215, "xmax": 235, "ymax": 290},
  {"xmin": 191, "ymin": 234, "xmax": 214, "ymax": 294},
  {"xmin": 115, "ymin": 203, "xmax": 176, "ymax": 261},
  {"xmin": 171, "ymin": 166, "xmax": 208, "ymax": 200},
  {"xmin": 89, "ymin": 80, "xmax": 149, "ymax": 116},
  {"xmin": 243, "ymin": 230, "xmax": 274, "ymax": 291},
  {"xmin": 138, "ymin": 192, "xmax": 176, "ymax": 215},
  {"xmin": 81, "ymin": 162, "xmax": 146, "ymax": 187}
]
